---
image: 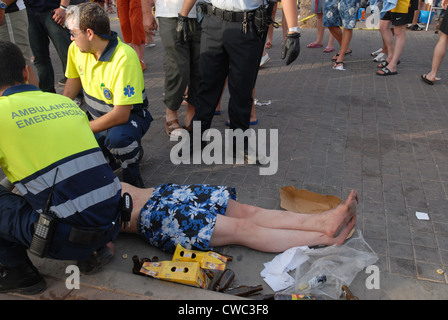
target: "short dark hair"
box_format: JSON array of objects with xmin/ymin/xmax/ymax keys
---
[{"xmin": 0, "ymin": 41, "xmax": 26, "ymax": 88}]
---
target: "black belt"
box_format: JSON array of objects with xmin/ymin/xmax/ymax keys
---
[{"xmin": 206, "ymin": 3, "xmax": 255, "ymax": 22}]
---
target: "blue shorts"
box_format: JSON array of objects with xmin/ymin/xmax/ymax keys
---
[
  {"xmin": 323, "ymin": 0, "xmax": 361, "ymax": 29},
  {"xmin": 138, "ymin": 183, "xmax": 236, "ymax": 253}
]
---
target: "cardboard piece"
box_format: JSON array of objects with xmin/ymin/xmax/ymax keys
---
[
  {"xmin": 140, "ymin": 261, "xmax": 211, "ymax": 289},
  {"xmin": 172, "ymin": 244, "xmax": 228, "ymax": 271},
  {"xmin": 280, "ymin": 186, "xmax": 342, "ymax": 214}
]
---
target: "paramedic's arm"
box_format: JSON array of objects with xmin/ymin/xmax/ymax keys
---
[
  {"xmin": 89, "ymin": 105, "xmax": 132, "ymax": 133},
  {"xmin": 63, "ymin": 78, "xmax": 82, "ymax": 100}
]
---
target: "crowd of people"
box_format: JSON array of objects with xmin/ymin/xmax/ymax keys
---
[
  {"xmin": 304, "ymin": 0, "xmax": 446, "ymax": 75},
  {"xmin": 0, "ymin": 0, "xmax": 446, "ymax": 296}
]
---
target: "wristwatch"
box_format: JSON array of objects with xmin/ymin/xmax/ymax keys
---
[{"xmin": 0, "ymin": 1, "xmax": 7, "ymax": 9}]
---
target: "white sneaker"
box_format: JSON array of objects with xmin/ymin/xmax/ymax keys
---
[
  {"xmin": 260, "ymin": 53, "xmax": 270, "ymax": 67},
  {"xmin": 371, "ymin": 48, "xmax": 383, "ymax": 56},
  {"xmin": 373, "ymin": 52, "xmax": 387, "ymax": 62}
]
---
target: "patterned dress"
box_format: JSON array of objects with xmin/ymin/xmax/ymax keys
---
[{"xmin": 138, "ymin": 183, "xmax": 237, "ymax": 253}]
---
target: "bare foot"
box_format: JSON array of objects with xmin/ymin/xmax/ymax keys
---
[
  {"xmin": 333, "ymin": 216, "xmax": 357, "ymax": 245},
  {"xmin": 325, "ymin": 190, "xmax": 358, "ymax": 237}
]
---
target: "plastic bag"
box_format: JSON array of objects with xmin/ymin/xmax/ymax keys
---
[{"xmin": 284, "ymin": 230, "xmax": 378, "ymax": 299}]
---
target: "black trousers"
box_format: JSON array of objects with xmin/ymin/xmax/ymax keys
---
[{"xmin": 192, "ymin": 13, "xmax": 265, "ymax": 134}]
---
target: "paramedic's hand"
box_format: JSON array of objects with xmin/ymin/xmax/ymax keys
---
[
  {"xmin": 281, "ymin": 32, "xmax": 301, "ymax": 66},
  {"xmin": 176, "ymin": 13, "xmax": 190, "ymax": 44}
]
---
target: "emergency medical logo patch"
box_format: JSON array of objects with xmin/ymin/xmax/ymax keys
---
[
  {"xmin": 124, "ymin": 85, "xmax": 135, "ymax": 98},
  {"xmin": 103, "ymin": 87, "xmax": 113, "ymax": 100},
  {"xmin": 101, "ymin": 83, "xmax": 112, "ymax": 100}
]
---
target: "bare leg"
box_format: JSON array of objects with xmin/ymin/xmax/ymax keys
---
[
  {"xmin": 383, "ymin": 24, "xmax": 406, "ymax": 73},
  {"xmin": 225, "ymin": 190, "xmax": 358, "ymax": 237},
  {"xmin": 334, "ymin": 29, "xmax": 353, "ymax": 65},
  {"xmin": 378, "ymin": 20, "xmax": 394, "ymax": 67},
  {"xmin": 329, "ymin": 26, "xmax": 343, "ymax": 47},
  {"xmin": 327, "ymin": 32, "xmax": 335, "ymax": 48},
  {"xmin": 209, "ymin": 214, "xmax": 356, "ymax": 252},
  {"xmin": 311, "ymin": 13, "xmax": 325, "ymax": 46},
  {"xmin": 424, "ymin": 32, "xmax": 448, "ymax": 82},
  {"xmin": 119, "ymin": 183, "xmax": 358, "ymax": 252},
  {"xmin": 328, "ymin": 27, "xmax": 352, "ymax": 61}
]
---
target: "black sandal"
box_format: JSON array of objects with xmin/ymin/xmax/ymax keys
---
[
  {"xmin": 377, "ymin": 60, "xmax": 400, "ymax": 68},
  {"xmin": 332, "ymin": 50, "xmax": 353, "ymax": 61}
]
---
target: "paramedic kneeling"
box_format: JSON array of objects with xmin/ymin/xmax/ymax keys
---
[{"xmin": 0, "ymin": 40, "xmax": 123, "ymax": 295}]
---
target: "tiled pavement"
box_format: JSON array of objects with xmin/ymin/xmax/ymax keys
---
[{"xmin": 2, "ymin": 10, "xmax": 448, "ymax": 300}]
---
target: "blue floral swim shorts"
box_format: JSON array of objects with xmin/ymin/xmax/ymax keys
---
[
  {"xmin": 323, "ymin": 0, "xmax": 361, "ymax": 29},
  {"xmin": 138, "ymin": 183, "xmax": 237, "ymax": 253}
]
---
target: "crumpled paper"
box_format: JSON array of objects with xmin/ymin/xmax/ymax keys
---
[
  {"xmin": 260, "ymin": 187, "xmax": 343, "ymax": 291},
  {"xmin": 260, "ymin": 246, "xmax": 309, "ymax": 292}
]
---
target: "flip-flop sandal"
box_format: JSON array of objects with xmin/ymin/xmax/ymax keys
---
[
  {"xmin": 307, "ymin": 42, "xmax": 323, "ymax": 48},
  {"xmin": 421, "ymin": 74, "xmax": 434, "ymax": 85},
  {"xmin": 377, "ymin": 60, "xmax": 400, "ymax": 68},
  {"xmin": 323, "ymin": 46, "xmax": 335, "ymax": 53},
  {"xmin": 376, "ymin": 67, "xmax": 397, "ymax": 76},
  {"xmin": 332, "ymin": 50, "xmax": 353, "ymax": 61},
  {"xmin": 332, "ymin": 61, "xmax": 345, "ymax": 71}
]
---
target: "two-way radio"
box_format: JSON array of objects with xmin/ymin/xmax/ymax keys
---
[{"xmin": 29, "ymin": 168, "xmax": 59, "ymax": 258}]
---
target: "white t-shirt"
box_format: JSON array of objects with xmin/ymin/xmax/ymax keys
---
[
  {"xmin": 155, "ymin": 0, "xmax": 197, "ymax": 18},
  {"xmin": 16, "ymin": 0, "xmax": 26, "ymax": 10},
  {"xmin": 209, "ymin": 0, "xmax": 267, "ymax": 11}
]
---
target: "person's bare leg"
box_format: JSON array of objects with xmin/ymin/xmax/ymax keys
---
[
  {"xmin": 209, "ymin": 213, "xmax": 357, "ymax": 252},
  {"xmin": 378, "ymin": 20, "xmax": 394, "ymax": 67},
  {"xmin": 118, "ymin": 184, "xmax": 357, "ymax": 252},
  {"xmin": 382, "ymin": 24, "xmax": 406, "ymax": 73},
  {"xmin": 424, "ymin": 32, "xmax": 448, "ymax": 82},
  {"xmin": 328, "ymin": 26, "xmax": 351, "ymax": 61},
  {"xmin": 334, "ymin": 29, "xmax": 353, "ymax": 66},
  {"xmin": 225, "ymin": 190, "xmax": 358, "ymax": 238},
  {"xmin": 313, "ymin": 13, "xmax": 325, "ymax": 46},
  {"xmin": 329, "ymin": 26, "xmax": 343, "ymax": 47}
]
